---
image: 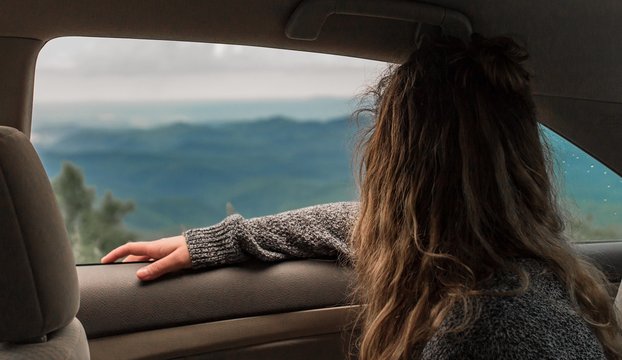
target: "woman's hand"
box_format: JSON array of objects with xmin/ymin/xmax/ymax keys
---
[{"xmin": 101, "ymin": 235, "xmax": 192, "ymax": 281}]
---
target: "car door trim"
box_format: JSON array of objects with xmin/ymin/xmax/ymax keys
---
[{"xmin": 87, "ymin": 305, "xmax": 359, "ymax": 360}]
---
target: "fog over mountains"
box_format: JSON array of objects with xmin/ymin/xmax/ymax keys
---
[{"xmin": 32, "ymin": 97, "xmax": 361, "ymax": 129}]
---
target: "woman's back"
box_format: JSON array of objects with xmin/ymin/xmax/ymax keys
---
[{"xmin": 423, "ymin": 259, "xmax": 605, "ymax": 359}]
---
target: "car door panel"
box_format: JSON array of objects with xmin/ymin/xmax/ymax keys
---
[
  {"xmin": 77, "ymin": 261, "xmax": 352, "ymax": 339},
  {"xmin": 77, "ymin": 243, "xmax": 621, "ymax": 360}
]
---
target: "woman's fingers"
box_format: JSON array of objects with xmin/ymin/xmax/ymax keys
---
[
  {"xmin": 101, "ymin": 242, "xmax": 141, "ymax": 263},
  {"xmin": 101, "ymin": 241, "xmax": 162, "ymax": 263},
  {"xmin": 100, "ymin": 236, "xmax": 191, "ymax": 281},
  {"xmin": 136, "ymin": 248, "xmax": 190, "ymax": 281}
]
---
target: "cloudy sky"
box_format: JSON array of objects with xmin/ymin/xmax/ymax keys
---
[{"xmin": 34, "ymin": 37, "xmax": 387, "ymax": 103}]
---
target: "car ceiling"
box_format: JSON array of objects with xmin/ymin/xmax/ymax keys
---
[
  {"xmin": 0, "ymin": 0, "xmax": 621, "ymax": 172},
  {"xmin": 0, "ymin": 0, "xmax": 620, "ymax": 103}
]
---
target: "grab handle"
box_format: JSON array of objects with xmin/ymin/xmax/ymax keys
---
[{"xmin": 285, "ymin": 0, "xmax": 472, "ymax": 41}]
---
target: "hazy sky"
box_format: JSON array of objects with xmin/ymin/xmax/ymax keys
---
[{"xmin": 34, "ymin": 37, "xmax": 387, "ymax": 103}]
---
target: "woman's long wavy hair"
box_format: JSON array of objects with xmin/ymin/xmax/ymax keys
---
[{"xmin": 352, "ymin": 34, "xmax": 622, "ymax": 359}]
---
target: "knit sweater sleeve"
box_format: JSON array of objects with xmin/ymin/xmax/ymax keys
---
[{"xmin": 183, "ymin": 202, "xmax": 359, "ymax": 268}]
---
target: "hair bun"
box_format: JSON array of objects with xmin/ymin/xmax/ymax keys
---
[{"xmin": 469, "ymin": 33, "xmax": 530, "ymax": 93}]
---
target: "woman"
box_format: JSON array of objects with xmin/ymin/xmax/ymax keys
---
[{"xmin": 102, "ymin": 34, "xmax": 622, "ymax": 359}]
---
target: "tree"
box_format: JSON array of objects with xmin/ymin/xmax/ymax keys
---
[{"xmin": 52, "ymin": 162, "xmax": 137, "ymax": 263}]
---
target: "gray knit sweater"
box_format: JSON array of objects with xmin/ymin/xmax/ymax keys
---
[{"xmin": 183, "ymin": 202, "xmax": 606, "ymax": 359}]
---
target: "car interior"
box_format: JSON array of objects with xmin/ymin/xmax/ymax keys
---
[{"xmin": 1, "ymin": 0, "xmax": 621, "ymax": 359}]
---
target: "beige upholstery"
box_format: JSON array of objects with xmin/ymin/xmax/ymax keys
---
[
  {"xmin": 0, "ymin": 319, "xmax": 89, "ymax": 360},
  {"xmin": 0, "ymin": 126, "xmax": 89, "ymax": 359}
]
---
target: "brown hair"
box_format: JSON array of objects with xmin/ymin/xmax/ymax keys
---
[{"xmin": 352, "ymin": 34, "xmax": 622, "ymax": 359}]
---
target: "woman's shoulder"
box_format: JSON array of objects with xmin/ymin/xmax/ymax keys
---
[{"xmin": 422, "ymin": 258, "xmax": 606, "ymax": 359}]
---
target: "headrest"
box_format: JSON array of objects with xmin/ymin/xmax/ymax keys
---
[{"xmin": 0, "ymin": 126, "xmax": 79, "ymax": 343}]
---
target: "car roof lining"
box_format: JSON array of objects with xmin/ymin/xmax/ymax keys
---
[
  {"xmin": 1, "ymin": 0, "xmax": 621, "ymax": 102},
  {"xmin": 284, "ymin": 0, "xmax": 472, "ymax": 41}
]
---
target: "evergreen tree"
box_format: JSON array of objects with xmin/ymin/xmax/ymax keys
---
[{"xmin": 52, "ymin": 162, "xmax": 137, "ymax": 263}]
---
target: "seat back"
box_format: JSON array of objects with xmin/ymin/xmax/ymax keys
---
[{"xmin": 0, "ymin": 126, "xmax": 89, "ymax": 359}]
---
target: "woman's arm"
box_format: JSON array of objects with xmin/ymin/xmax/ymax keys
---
[
  {"xmin": 101, "ymin": 202, "xmax": 359, "ymax": 280},
  {"xmin": 185, "ymin": 201, "xmax": 358, "ymax": 268}
]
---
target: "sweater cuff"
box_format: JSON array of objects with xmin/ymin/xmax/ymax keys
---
[{"xmin": 183, "ymin": 214, "xmax": 248, "ymax": 268}]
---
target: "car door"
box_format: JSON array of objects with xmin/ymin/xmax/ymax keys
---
[{"xmin": 75, "ymin": 244, "xmax": 622, "ymax": 360}]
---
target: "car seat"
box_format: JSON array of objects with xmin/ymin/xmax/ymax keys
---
[{"xmin": 0, "ymin": 126, "xmax": 90, "ymax": 359}]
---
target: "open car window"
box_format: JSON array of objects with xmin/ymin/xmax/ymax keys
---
[{"xmin": 31, "ymin": 37, "xmax": 386, "ymax": 264}]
